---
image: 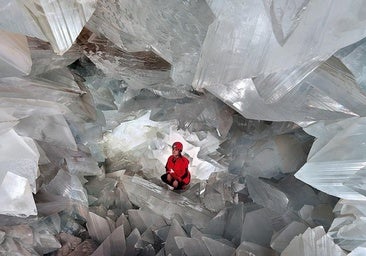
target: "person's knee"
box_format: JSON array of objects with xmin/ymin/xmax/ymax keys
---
[
  {"xmin": 167, "ymin": 174, "xmax": 172, "ymax": 182},
  {"xmin": 172, "ymin": 180, "xmax": 178, "ymax": 188}
]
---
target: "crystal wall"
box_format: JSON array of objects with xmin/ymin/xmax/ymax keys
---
[{"xmin": 0, "ymin": 0, "xmax": 366, "ymax": 255}]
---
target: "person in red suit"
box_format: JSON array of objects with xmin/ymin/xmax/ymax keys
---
[{"xmin": 161, "ymin": 141, "xmax": 191, "ymax": 190}]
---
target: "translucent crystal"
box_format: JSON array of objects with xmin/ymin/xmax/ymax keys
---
[
  {"xmin": 86, "ymin": 212, "xmax": 112, "ymax": 244},
  {"xmin": 125, "ymin": 228, "xmax": 141, "ymax": 256},
  {"xmin": 127, "ymin": 209, "xmax": 166, "ymax": 234},
  {"xmin": 28, "ymin": 37, "xmax": 82, "ymax": 76},
  {"xmin": 1, "ymin": 237, "xmax": 34, "ymax": 256},
  {"xmin": 0, "ymin": 0, "xmax": 46, "ymax": 40},
  {"xmin": 348, "ymin": 247, "xmax": 366, "ymax": 256},
  {"xmin": 175, "ymin": 236, "xmax": 210, "ymax": 256},
  {"xmin": 0, "ymin": 30, "xmax": 31, "ymax": 77},
  {"xmin": 335, "ymin": 37, "xmax": 366, "ymax": 93},
  {"xmin": 164, "ymin": 219, "xmax": 187, "ymax": 255},
  {"xmin": 270, "ymin": 221, "xmax": 308, "ymax": 253},
  {"xmin": 235, "ymin": 241, "xmax": 277, "ymax": 256},
  {"xmin": 0, "ymin": 76, "xmax": 84, "ymax": 112},
  {"xmin": 281, "ymin": 226, "xmax": 346, "ymax": 256},
  {"xmin": 252, "ymin": 59, "xmax": 321, "ymax": 103},
  {"xmin": 241, "ymin": 208, "xmax": 274, "ymax": 247},
  {"xmin": 121, "ymin": 175, "xmax": 215, "ymax": 229},
  {"xmin": 33, "ymin": 230, "xmax": 61, "ymax": 255},
  {"xmin": 194, "ymin": 55, "xmax": 366, "ymax": 122},
  {"xmin": 194, "ymin": 1, "xmax": 366, "ymax": 85},
  {"xmin": 262, "ymin": 0, "xmax": 311, "ymax": 45},
  {"xmin": 88, "ymin": 0, "xmax": 214, "ymax": 84},
  {"xmin": 10, "ymin": 0, "xmax": 98, "ymax": 54},
  {"xmin": 0, "ymin": 171, "xmax": 37, "ymax": 217},
  {"xmin": 246, "ymin": 176, "xmax": 289, "ymax": 214},
  {"xmin": 0, "ymin": 129, "xmax": 39, "ymax": 193},
  {"xmin": 295, "ymin": 117, "xmax": 366, "ymax": 200},
  {"xmin": 91, "ymin": 225, "xmax": 126, "ymax": 256},
  {"xmin": 201, "ymin": 236, "xmax": 236, "ymax": 256},
  {"xmin": 328, "ymin": 199, "xmax": 366, "ymax": 251},
  {"xmin": 14, "ymin": 114, "xmax": 77, "ymax": 150},
  {"xmin": 44, "ymin": 169, "xmax": 88, "ymax": 205}
]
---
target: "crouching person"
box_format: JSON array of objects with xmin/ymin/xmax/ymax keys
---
[{"xmin": 161, "ymin": 141, "xmax": 190, "ymax": 190}]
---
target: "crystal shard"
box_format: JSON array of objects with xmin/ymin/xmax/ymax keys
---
[
  {"xmin": 262, "ymin": 0, "xmax": 311, "ymax": 45},
  {"xmin": 194, "ymin": 1, "xmax": 366, "ymax": 83},
  {"xmin": 348, "ymin": 247, "xmax": 366, "ymax": 256},
  {"xmin": 121, "ymin": 175, "xmax": 214, "ymax": 229},
  {"xmin": 125, "ymin": 228, "xmax": 141, "ymax": 256},
  {"xmin": 0, "ymin": 30, "xmax": 31, "ymax": 77},
  {"xmin": 241, "ymin": 208, "xmax": 274, "ymax": 247},
  {"xmin": 328, "ymin": 199, "xmax": 366, "ymax": 251},
  {"xmin": 22, "ymin": 0, "xmax": 97, "ymax": 54},
  {"xmin": 0, "ymin": 0, "xmax": 46, "ymax": 40},
  {"xmin": 91, "ymin": 225, "xmax": 126, "ymax": 256},
  {"xmin": 0, "ymin": 129, "xmax": 39, "ymax": 193},
  {"xmin": 270, "ymin": 221, "xmax": 308, "ymax": 253},
  {"xmin": 44, "ymin": 169, "xmax": 88, "ymax": 205},
  {"xmin": 86, "ymin": 212, "xmax": 112, "ymax": 244},
  {"xmin": 127, "ymin": 209, "xmax": 166, "ymax": 234},
  {"xmin": 295, "ymin": 117, "xmax": 366, "ymax": 200},
  {"xmin": 88, "ymin": 0, "xmax": 214, "ymax": 84},
  {"xmin": 281, "ymin": 226, "xmax": 346, "ymax": 256},
  {"xmin": 202, "ymin": 236, "xmax": 236, "ymax": 256},
  {"xmin": 235, "ymin": 241, "xmax": 277, "ymax": 256},
  {"xmin": 246, "ymin": 176, "xmax": 289, "ymax": 214},
  {"xmin": 14, "ymin": 114, "xmax": 77, "ymax": 150},
  {"xmin": 0, "ymin": 171, "xmax": 37, "ymax": 217},
  {"xmin": 175, "ymin": 237, "xmax": 210, "ymax": 256},
  {"xmin": 165, "ymin": 219, "xmax": 187, "ymax": 255},
  {"xmin": 28, "ymin": 38, "xmax": 82, "ymax": 76}
]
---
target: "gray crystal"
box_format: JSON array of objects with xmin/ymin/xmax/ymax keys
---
[
  {"xmin": 202, "ymin": 236, "xmax": 236, "ymax": 256},
  {"xmin": 91, "ymin": 225, "xmax": 126, "ymax": 256},
  {"xmin": 0, "ymin": 30, "xmax": 31, "ymax": 77},
  {"xmin": 246, "ymin": 176, "xmax": 289, "ymax": 214},
  {"xmin": 270, "ymin": 221, "xmax": 308, "ymax": 253},
  {"xmin": 2, "ymin": 1, "xmax": 366, "ymax": 255},
  {"xmin": 128, "ymin": 209, "xmax": 166, "ymax": 234},
  {"xmin": 44, "ymin": 169, "xmax": 88, "ymax": 205},
  {"xmin": 235, "ymin": 241, "xmax": 277, "ymax": 256},
  {"xmin": 165, "ymin": 219, "xmax": 187, "ymax": 255},
  {"xmin": 122, "ymin": 175, "xmax": 214, "ymax": 229},
  {"xmin": 175, "ymin": 236, "xmax": 210, "ymax": 256},
  {"xmin": 241, "ymin": 208, "xmax": 274, "ymax": 247},
  {"xmin": 86, "ymin": 212, "xmax": 112, "ymax": 243},
  {"xmin": 125, "ymin": 228, "xmax": 141, "ymax": 256}
]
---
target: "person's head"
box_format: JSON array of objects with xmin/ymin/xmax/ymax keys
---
[{"xmin": 172, "ymin": 141, "xmax": 183, "ymax": 156}]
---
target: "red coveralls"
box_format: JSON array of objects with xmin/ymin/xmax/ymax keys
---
[{"xmin": 165, "ymin": 155, "xmax": 190, "ymax": 187}]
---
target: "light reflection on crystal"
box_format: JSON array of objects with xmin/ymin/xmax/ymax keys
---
[{"xmin": 0, "ymin": 0, "xmax": 366, "ymax": 255}]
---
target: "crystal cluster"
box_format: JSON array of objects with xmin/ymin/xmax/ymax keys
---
[{"xmin": 0, "ymin": 0, "xmax": 365, "ymax": 255}]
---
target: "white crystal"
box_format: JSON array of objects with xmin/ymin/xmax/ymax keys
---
[
  {"xmin": 0, "ymin": 171, "xmax": 37, "ymax": 217},
  {"xmin": 296, "ymin": 117, "xmax": 366, "ymax": 200},
  {"xmin": 0, "ymin": 30, "xmax": 31, "ymax": 77},
  {"xmin": 0, "ymin": 129, "xmax": 39, "ymax": 193},
  {"xmin": 281, "ymin": 226, "xmax": 346, "ymax": 256}
]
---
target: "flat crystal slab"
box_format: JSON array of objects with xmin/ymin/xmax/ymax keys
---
[{"xmin": 121, "ymin": 175, "xmax": 215, "ymax": 229}]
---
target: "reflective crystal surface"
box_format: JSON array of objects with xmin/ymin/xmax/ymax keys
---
[{"xmin": 1, "ymin": 1, "xmax": 366, "ymax": 255}]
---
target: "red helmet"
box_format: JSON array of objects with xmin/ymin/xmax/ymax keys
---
[{"xmin": 172, "ymin": 141, "xmax": 183, "ymax": 151}]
